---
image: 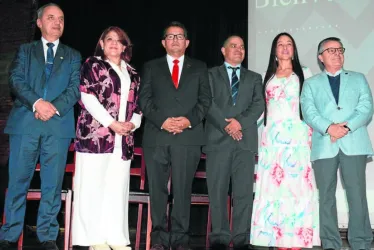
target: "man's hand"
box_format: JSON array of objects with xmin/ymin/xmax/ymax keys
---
[
  {"xmin": 330, "ymin": 136, "xmax": 338, "ymax": 143},
  {"xmin": 171, "ymin": 117, "xmax": 191, "ymax": 131},
  {"xmin": 109, "ymin": 121, "xmax": 130, "ymax": 136},
  {"xmin": 327, "ymin": 122, "xmax": 349, "ymax": 139},
  {"xmin": 162, "ymin": 118, "xmax": 183, "ymax": 134},
  {"xmin": 34, "ymin": 100, "xmax": 57, "ymax": 121},
  {"xmin": 225, "ymin": 118, "xmax": 242, "ymax": 136},
  {"xmin": 230, "ymin": 130, "xmax": 243, "ymax": 141}
]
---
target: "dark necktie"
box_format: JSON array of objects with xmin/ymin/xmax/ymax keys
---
[
  {"xmin": 228, "ymin": 66, "xmax": 240, "ymax": 105},
  {"xmin": 172, "ymin": 59, "xmax": 179, "ymax": 88},
  {"xmin": 44, "ymin": 42, "xmax": 55, "ymax": 99}
]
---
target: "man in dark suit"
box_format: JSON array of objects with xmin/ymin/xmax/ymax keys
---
[
  {"xmin": 139, "ymin": 21, "xmax": 211, "ymax": 250},
  {"xmin": 0, "ymin": 3, "xmax": 81, "ymax": 250},
  {"xmin": 204, "ymin": 35, "xmax": 264, "ymax": 250}
]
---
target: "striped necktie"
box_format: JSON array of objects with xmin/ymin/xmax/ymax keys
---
[
  {"xmin": 228, "ymin": 66, "xmax": 240, "ymax": 105},
  {"xmin": 43, "ymin": 42, "xmax": 55, "ymax": 99}
]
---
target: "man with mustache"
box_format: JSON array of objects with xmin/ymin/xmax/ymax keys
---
[
  {"xmin": 0, "ymin": 3, "xmax": 81, "ymax": 250},
  {"xmin": 301, "ymin": 37, "xmax": 373, "ymax": 250}
]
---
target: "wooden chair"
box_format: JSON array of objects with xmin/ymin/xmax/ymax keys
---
[{"xmin": 130, "ymin": 147, "xmax": 148, "ymax": 249}]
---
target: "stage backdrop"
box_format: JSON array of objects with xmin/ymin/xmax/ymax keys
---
[{"xmin": 248, "ymin": 0, "xmax": 374, "ymax": 228}]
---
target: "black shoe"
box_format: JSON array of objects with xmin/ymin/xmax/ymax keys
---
[
  {"xmin": 210, "ymin": 243, "xmax": 228, "ymax": 250},
  {"xmin": 172, "ymin": 245, "xmax": 192, "ymax": 250},
  {"xmin": 41, "ymin": 240, "xmax": 59, "ymax": 250},
  {"xmin": 233, "ymin": 244, "xmax": 250, "ymax": 250},
  {"xmin": 150, "ymin": 244, "xmax": 167, "ymax": 250},
  {"xmin": 0, "ymin": 240, "xmax": 11, "ymax": 250}
]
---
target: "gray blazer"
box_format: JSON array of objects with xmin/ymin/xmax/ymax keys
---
[{"xmin": 203, "ymin": 64, "xmax": 264, "ymax": 152}]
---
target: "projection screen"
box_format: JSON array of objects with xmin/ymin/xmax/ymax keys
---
[{"xmin": 248, "ymin": 0, "xmax": 374, "ymax": 228}]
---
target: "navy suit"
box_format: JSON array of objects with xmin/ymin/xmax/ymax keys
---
[{"xmin": 0, "ymin": 40, "xmax": 81, "ymax": 242}]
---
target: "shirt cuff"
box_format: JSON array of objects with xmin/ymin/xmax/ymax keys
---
[
  {"xmin": 130, "ymin": 113, "xmax": 142, "ymax": 132},
  {"xmin": 33, "ymin": 98, "xmax": 43, "ymax": 112}
]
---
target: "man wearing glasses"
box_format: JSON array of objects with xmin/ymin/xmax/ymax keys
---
[
  {"xmin": 301, "ymin": 37, "xmax": 373, "ymax": 250},
  {"xmin": 139, "ymin": 21, "xmax": 211, "ymax": 250}
]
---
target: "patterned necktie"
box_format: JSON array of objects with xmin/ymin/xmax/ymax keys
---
[
  {"xmin": 44, "ymin": 42, "xmax": 55, "ymax": 99},
  {"xmin": 228, "ymin": 66, "xmax": 240, "ymax": 105},
  {"xmin": 172, "ymin": 59, "xmax": 179, "ymax": 88}
]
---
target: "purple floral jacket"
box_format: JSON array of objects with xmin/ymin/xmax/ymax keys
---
[{"xmin": 75, "ymin": 56, "xmax": 141, "ymax": 160}]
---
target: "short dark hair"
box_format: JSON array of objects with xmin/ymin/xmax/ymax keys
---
[
  {"xmin": 222, "ymin": 35, "xmax": 244, "ymax": 47},
  {"xmin": 163, "ymin": 21, "xmax": 188, "ymax": 39},
  {"xmin": 94, "ymin": 26, "xmax": 133, "ymax": 63}
]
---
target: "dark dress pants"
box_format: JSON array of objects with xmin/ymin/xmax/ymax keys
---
[
  {"xmin": 143, "ymin": 145, "xmax": 201, "ymax": 248},
  {"xmin": 0, "ymin": 132, "xmax": 70, "ymax": 242},
  {"xmin": 206, "ymin": 147, "xmax": 255, "ymax": 247},
  {"xmin": 313, "ymin": 150, "xmax": 372, "ymax": 250}
]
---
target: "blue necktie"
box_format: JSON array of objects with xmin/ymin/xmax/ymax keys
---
[
  {"xmin": 228, "ymin": 66, "xmax": 240, "ymax": 105},
  {"xmin": 44, "ymin": 42, "xmax": 55, "ymax": 99}
]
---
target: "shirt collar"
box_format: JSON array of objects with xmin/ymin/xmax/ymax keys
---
[
  {"xmin": 224, "ymin": 62, "xmax": 241, "ymax": 69},
  {"xmin": 325, "ymin": 69, "xmax": 342, "ymax": 77},
  {"xmin": 41, "ymin": 37, "xmax": 59, "ymax": 48},
  {"xmin": 166, "ymin": 54, "xmax": 184, "ymax": 64}
]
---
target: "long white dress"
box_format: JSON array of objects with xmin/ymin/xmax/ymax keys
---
[
  {"xmin": 72, "ymin": 60, "xmax": 141, "ymax": 247},
  {"xmin": 250, "ymin": 68, "xmax": 320, "ymax": 248}
]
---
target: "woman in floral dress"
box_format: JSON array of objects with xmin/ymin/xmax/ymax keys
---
[
  {"xmin": 72, "ymin": 26, "xmax": 141, "ymax": 250},
  {"xmin": 250, "ymin": 32, "xmax": 320, "ymax": 249}
]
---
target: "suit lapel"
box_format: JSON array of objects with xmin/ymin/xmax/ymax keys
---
[
  {"xmin": 235, "ymin": 66, "xmax": 246, "ymax": 104},
  {"xmin": 218, "ymin": 65, "xmax": 232, "ymax": 97},
  {"xmin": 51, "ymin": 44, "xmax": 65, "ymax": 75},
  {"xmin": 158, "ymin": 57, "xmax": 175, "ymax": 88},
  {"xmin": 321, "ymin": 72, "xmax": 337, "ymax": 104},
  {"xmin": 178, "ymin": 56, "xmax": 192, "ymax": 89},
  {"xmin": 338, "ymin": 70, "xmax": 349, "ymax": 104},
  {"xmin": 33, "ymin": 41, "xmax": 45, "ymax": 69}
]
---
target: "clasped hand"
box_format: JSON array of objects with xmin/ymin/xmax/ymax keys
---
[
  {"xmin": 109, "ymin": 121, "xmax": 135, "ymax": 136},
  {"xmin": 34, "ymin": 100, "xmax": 57, "ymax": 121},
  {"xmin": 328, "ymin": 122, "xmax": 349, "ymax": 143},
  {"xmin": 225, "ymin": 118, "xmax": 242, "ymax": 141},
  {"xmin": 162, "ymin": 117, "xmax": 191, "ymax": 135}
]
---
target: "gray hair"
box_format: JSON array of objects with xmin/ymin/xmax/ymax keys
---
[
  {"xmin": 317, "ymin": 37, "xmax": 344, "ymax": 69},
  {"xmin": 317, "ymin": 37, "xmax": 343, "ymax": 55},
  {"xmin": 37, "ymin": 3, "xmax": 62, "ymax": 19}
]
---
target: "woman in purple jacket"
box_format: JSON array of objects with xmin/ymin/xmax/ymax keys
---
[{"xmin": 72, "ymin": 26, "xmax": 141, "ymax": 250}]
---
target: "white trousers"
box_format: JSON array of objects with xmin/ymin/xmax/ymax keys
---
[{"xmin": 72, "ymin": 150, "xmax": 131, "ymax": 246}]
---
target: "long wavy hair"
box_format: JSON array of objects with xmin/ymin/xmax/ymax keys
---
[
  {"xmin": 263, "ymin": 32, "xmax": 304, "ymax": 126},
  {"xmin": 94, "ymin": 26, "xmax": 133, "ymax": 63}
]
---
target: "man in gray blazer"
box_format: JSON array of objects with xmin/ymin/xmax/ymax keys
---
[{"xmin": 204, "ymin": 35, "xmax": 264, "ymax": 250}]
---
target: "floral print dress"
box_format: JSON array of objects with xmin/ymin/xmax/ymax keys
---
[{"xmin": 250, "ymin": 68, "xmax": 320, "ymax": 248}]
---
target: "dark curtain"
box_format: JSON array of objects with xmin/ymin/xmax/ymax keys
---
[{"xmin": 38, "ymin": 0, "xmax": 248, "ymax": 69}]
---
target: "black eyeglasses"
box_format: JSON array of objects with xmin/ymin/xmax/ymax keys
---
[
  {"xmin": 320, "ymin": 47, "xmax": 345, "ymax": 55},
  {"xmin": 164, "ymin": 34, "xmax": 185, "ymax": 40}
]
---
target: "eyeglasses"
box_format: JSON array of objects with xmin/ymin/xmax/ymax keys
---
[
  {"xmin": 164, "ymin": 34, "xmax": 185, "ymax": 40},
  {"xmin": 320, "ymin": 47, "xmax": 345, "ymax": 55}
]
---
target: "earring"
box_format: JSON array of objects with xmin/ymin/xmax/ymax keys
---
[
  {"xmin": 275, "ymin": 57, "xmax": 278, "ymax": 61},
  {"xmin": 101, "ymin": 47, "xmax": 104, "ymax": 50},
  {"xmin": 292, "ymin": 56, "xmax": 294, "ymax": 60}
]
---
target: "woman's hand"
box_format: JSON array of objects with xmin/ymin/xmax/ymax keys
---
[
  {"xmin": 109, "ymin": 121, "xmax": 129, "ymax": 136},
  {"xmin": 109, "ymin": 121, "xmax": 135, "ymax": 136}
]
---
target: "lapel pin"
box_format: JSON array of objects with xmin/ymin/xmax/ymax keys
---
[{"xmin": 60, "ymin": 57, "xmax": 64, "ymax": 60}]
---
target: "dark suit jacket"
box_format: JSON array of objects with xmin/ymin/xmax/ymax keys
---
[
  {"xmin": 139, "ymin": 56, "xmax": 211, "ymax": 146},
  {"xmin": 4, "ymin": 40, "xmax": 81, "ymax": 138},
  {"xmin": 203, "ymin": 64, "xmax": 264, "ymax": 152}
]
